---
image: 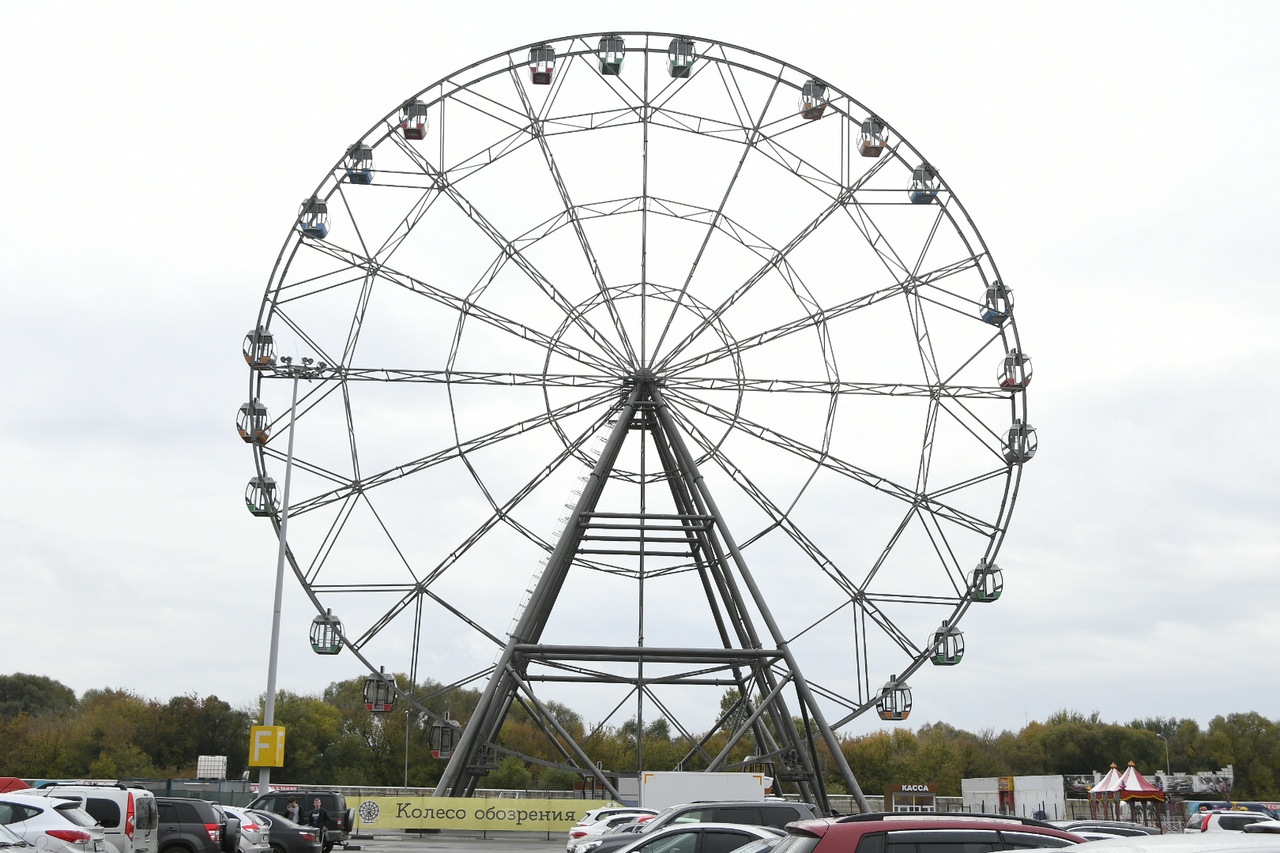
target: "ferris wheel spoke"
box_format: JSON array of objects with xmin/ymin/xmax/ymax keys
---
[
  {"xmin": 304, "ymin": 239, "xmax": 617, "ymax": 374},
  {"xmin": 934, "ymin": 394, "xmax": 1010, "ymax": 466},
  {"xmin": 351, "ymin": 399, "xmax": 623, "ymax": 650},
  {"xmin": 665, "ymin": 282, "xmax": 903, "ymax": 376},
  {"xmin": 669, "ymin": 405, "xmax": 860, "ymax": 601},
  {"xmin": 655, "ymin": 189, "xmax": 856, "ymax": 372},
  {"xmin": 307, "ymin": 369, "xmax": 619, "ymax": 387},
  {"xmin": 649, "ymin": 73, "xmax": 781, "ymax": 363},
  {"xmin": 286, "ymin": 387, "xmax": 618, "ymax": 516},
  {"xmin": 435, "ymin": 175, "xmax": 631, "ymax": 369},
  {"xmin": 914, "ymin": 503, "xmax": 969, "ymax": 599},
  {"xmin": 509, "ymin": 66, "xmax": 640, "ymax": 367},
  {"xmin": 667, "ymin": 388, "xmax": 996, "ymax": 536},
  {"xmin": 300, "ymin": 492, "xmax": 359, "ymax": 584},
  {"xmin": 380, "ymin": 132, "xmax": 632, "ymax": 369},
  {"xmin": 332, "ymin": 182, "xmax": 373, "ymax": 261},
  {"xmin": 662, "ymin": 376, "xmax": 1006, "ymax": 399}
]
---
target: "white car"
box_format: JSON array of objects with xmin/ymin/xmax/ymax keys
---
[
  {"xmin": 608, "ymin": 822, "xmax": 781, "ymax": 853},
  {"xmin": 0, "ymin": 792, "xmax": 107, "ymax": 853},
  {"xmin": 222, "ymin": 808, "xmax": 270, "ymax": 853},
  {"xmin": 1186, "ymin": 811, "xmax": 1274, "ymax": 833},
  {"xmin": 23, "ymin": 784, "xmax": 157, "ymax": 853},
  {"xmin": 568, "ymin": 811, "xmax": 658, "ymax": 853}
]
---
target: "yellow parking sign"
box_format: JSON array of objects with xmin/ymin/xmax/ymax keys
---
[{"xmin": 248, "ymin": 725, "xmax": 286, "ymax": 767}]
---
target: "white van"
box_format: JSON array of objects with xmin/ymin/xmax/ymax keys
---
[{"xmin": 29, "ymin": 784, "xmax": 158, "ymax": 853}]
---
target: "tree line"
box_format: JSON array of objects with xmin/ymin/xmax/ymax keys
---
[{"xmin": 3, "ymin": 672, "xmax": 1278, "ymax": 798}]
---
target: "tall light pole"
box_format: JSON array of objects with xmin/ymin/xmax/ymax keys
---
[
  {"xmin": 258, "ymin": 357, "xmax": 327, "ymax": 795},
  {"xmin": 1157, "ymin": 732, "xmax": 1171, "ymax": 777}
]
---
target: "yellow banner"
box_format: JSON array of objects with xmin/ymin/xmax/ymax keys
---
[{"xmin": 352, "ymin": 797, "xmax": 618, "ymax": 832}]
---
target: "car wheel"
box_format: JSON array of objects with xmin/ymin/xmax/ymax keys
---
[{"xmin": 270, "ymin": 845, "xmax": 286, "ymax": 853}]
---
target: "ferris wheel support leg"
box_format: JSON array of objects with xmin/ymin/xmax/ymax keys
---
[
  {"xmin": 650, "ymin": 387, "xmax": 872, "ymax": 815},
  {"xmin": 435, "ymin": 387, "xmax": 642, "ymax": 798}
]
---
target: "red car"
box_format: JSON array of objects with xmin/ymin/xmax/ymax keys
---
[{"xmin": 777, "ymin": 813, "xmax": 1087, "ymax": 853}]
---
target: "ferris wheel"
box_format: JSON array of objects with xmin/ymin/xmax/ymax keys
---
[{"xmin": 239, "ymin": 32, "xmax": 1034, "ymax": 810}]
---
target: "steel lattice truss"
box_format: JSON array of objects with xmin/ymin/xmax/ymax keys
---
[{"xmin": 243, "ymin": 32, "xmax": 1033, "ymax": 812}]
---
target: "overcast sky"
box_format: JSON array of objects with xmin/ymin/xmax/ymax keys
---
[{"xmin": 2, "ymin": 1, "xmax": 1277, "ymax": 756}]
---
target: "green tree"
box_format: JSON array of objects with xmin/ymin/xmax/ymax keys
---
[
  {"xmin": 0, "ymin": 674, "xmax": 77, "ymax": 719},
  {"xmin": 483, "ymin": 755, "xmax": 532, "ymax": 790}
]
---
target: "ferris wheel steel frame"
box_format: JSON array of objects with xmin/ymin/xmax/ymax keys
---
[{"xmin": 243, "ymin": 31, "xmax": 1034, "ymax": 814}]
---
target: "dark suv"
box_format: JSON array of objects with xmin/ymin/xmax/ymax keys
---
[
  {"xmin": 579, "ymin": 801, "xmax": 820, "ymax": 853},
  {"xmin": 156, "ymin": 798, "xmax": 239, "ymax": 853},
  {"xmin": 778, "ymin": 814, "xmax": 1086, "ymax": 853},
  {"xmin": 246, "ymin": 793, "xmax": 351, "ymax": 853}
]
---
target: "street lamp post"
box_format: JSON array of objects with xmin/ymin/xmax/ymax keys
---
[
  {"xmin": 1157, "ymin": 732, "xmax": 1171, "ymax": 777},
  {"xmin": 258, "ymin": 358, "xmax": 327, "ymax": 795}
]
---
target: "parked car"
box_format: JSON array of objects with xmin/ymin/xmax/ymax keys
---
[
  {"xmin": 1051, "ymin": 820, "xmax": 1160, "ymax": 839},
  {"xmin": 610, "ymin": 822, "xmax": 781, "ymax": 853},
  {"xmin": 220, "ymin": 809, "xmax": 268, "ymax": 853},
  {"xmin": 1186, "ymin": 811, "xmax": 1275, "ymax": 833},
  {"xmin": 245, "ymin": 794, "xmax": 348, "ymax": 853},
  {"xmin": 569, "ymin": 812, "xmax": 660, "ymax": 853},
  {"xmin": 578, "ymin": 808, "xmax": 659, "ymax": 827},
  {"xmin": 778, "ymin": 813, "xmax": 1086, "ymax": 853},
  {"xmin": 28, "ymin": 784, "xmax": 158, "ymax": 853},
  {"xmin": 578, "ymin": 800, "xmax": 819, "ymax": 853},
  {"xmin": 155, "ymin": 798, "xmax": 238, "ymax": 853},
  {"xmin": 244, "ymin": 812, "xmax": 320, "ymax": 853},
  {"xmin": 1076, "ymin": 835, "xmax": 1279, "ymax": 852},
  {"xmin": 0, "ymin": 792, "xmax": 107, "ymax": 853}
]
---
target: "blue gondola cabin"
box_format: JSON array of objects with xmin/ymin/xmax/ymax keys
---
[
  {"xmin": 298, "ymin": 197, "xmax": 329, "ymax": 240},
  {"xmin": 345, "ymin": 144, "xmax": 373, "ymax": 185},
  {"xmin": 909, "ymin": 164, "xmax": 939, "ymax": 204},
  {"xmin": 981, "ymin": 281, "xmax": 1013, "ymax": 325}
]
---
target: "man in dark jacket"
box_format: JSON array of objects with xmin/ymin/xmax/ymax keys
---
[{"xmin": 308, "ymin": 798, "xmax": 330, "ymax": 844}]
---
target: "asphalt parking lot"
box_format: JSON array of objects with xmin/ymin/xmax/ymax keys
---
[{"xmin": 344, "ymin": 832, "xmax": 568, "ymax": 853}]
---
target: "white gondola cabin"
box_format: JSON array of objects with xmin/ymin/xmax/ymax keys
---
[
  {"xmin": 400, "ymin": 99, "xmax": 428, "ymax": 140},
  {"xmin": 876, "ymin": 676, "xmax": 912, "ymax": 721},
  {"xmin": 236, "ymin": 400, "xmax": 270, "ymax": 444},
  {"xmin": 799, "ymin": 79, "xmax": 829, "ymax": 120},
  {"xmin": 298, "ymin": 197, "xmax": 329, "ymax": 239},
  {"xmin": 668, "ymin": 38, "xmax": 696, "ymax": 78},
  {"xmin": 597, "ymin": 35, "xmax": 625, "ymax": 75},
  {"xmin": 430, "ymin": 713, "xmax": 459, "ymax": 759},
  {"xmin": 858, "ymin": 118, "xmax": 887, "ymax": 157},
  {"xmin": 930, "ymin": 623, "xmax": 964, "ymax": 666},
  {"xmin": 364, "ymin": 667, "xmax": 397, "ymax": 713},
  {"xmin": 972, "ymin": 559, "xmax": 1003, "ymax": 602},
  {"xmin": 242, "ymin": 326, "xmax": 276, "ymax": 368},
  {"xmin": 981, "ymin": 281, "xmax": 1013, "ymax": 325},
  {"xmin": 909, "ymin": 164, "xmax": 940, "ymax": 204},
  {"xmin": 529, "ymin": 44, "xmax": 556, "ymax": 85},
  {"xmin": 999, "ymin": 350, "xmax": 1033, "ymax": 389},
  {"xmin": 1003, "ymin": 420, "xmax": 1037, "ymax": 464},
  {"xmin": 344, "ymin": 144, "xmax": 373, "ymax": 185},
  {"xmin": 244, "ymin": 476, "xmax": 278, "ymax": 517},
  {"xmin": 310, "ymin": 610, "xmax": 343, "ymax": 655}
]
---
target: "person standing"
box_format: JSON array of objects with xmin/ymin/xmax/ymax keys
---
[
  {"xmin": 286, "ymin": 798, "xmax": 300, "ymax": 823},
  {"xmin": 308, "ymin": 798, "xmax": 330, "ymax": 846}
]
